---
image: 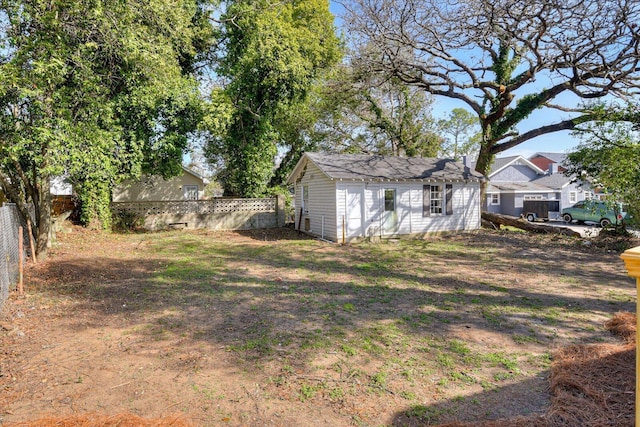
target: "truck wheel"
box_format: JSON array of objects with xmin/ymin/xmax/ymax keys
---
[
  {"xmin": 526, "ymin": 214, "xmax": 535, "ymax": 222},
  {"xmin": 562, "ymin": 213, "xmax": 572, "ymax": 223}
]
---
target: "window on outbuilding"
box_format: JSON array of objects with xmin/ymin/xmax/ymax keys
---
[
  {"xmin": 384, "ymin": 189, "xmax": 396, "ymax": 212},
  {"xmin": 423, "ymin": 184, "xmax": 453, "ymax": 216},
  {"xmin": 302, "ymin": 185, "xmax": 309, "ymax": 213}
]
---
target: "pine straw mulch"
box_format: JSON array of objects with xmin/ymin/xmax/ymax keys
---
[
  {"xmin": 438, "ymin": 311, "xmax": 636, "ymax": 427},
  {"xmin": 3, "ymin": 413, "xmax": 193, "ymax": 427}
]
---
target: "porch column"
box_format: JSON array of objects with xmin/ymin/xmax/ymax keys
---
[{"xmin": 620, "ymin": 245, "xmax": 640, "ymax": 423}]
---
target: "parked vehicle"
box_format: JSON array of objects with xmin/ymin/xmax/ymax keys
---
[
  {"xmin": 523, "ymin": 200, "xmax": 561, "ymax": 222},
  {"xmin": 561, "ymin": 201, "xmax": 628, "ymax": 227}
]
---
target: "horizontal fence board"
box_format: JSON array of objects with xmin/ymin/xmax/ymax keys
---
[
  {"xmin": 111, "ymin": 197, "xmax": 284, "ymax": 231},
  {"xmin": 112, "ymin": 198, "xmax": 277, "ymax": 216}
]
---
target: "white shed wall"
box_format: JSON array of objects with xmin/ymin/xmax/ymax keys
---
[
  {"xmin": 294, "ymin": 162, "xmax": 338, "ymax": 241},
  {"xmin": 335, "ymin": 181, "xmax": 481, "ymax": 241}
]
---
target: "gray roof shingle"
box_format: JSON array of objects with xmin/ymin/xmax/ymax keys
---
[
  {"xmin": 303, "ymin": 152, "xmax": 484, "ymax": 182},
  {"xmin": 532, "ymin": 173, "xmax": 571, "ymax": 190}
]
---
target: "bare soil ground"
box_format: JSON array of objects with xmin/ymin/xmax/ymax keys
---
[{"xmin": 0, "ymin": 227, "xmax": 637, "ymax": 426}]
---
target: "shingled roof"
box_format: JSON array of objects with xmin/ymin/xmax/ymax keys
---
[{"xmin": 287, "ymin": 152, "xmax": 485, "ymax": 184}]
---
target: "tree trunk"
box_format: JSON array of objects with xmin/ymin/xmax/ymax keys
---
[
  {"xmin": 481, "ymin": 211, "xmax": 580, "ymax": 237},
  {"xmin": 35, "ymin": 177, "xmax": 52, "ymax": 258}
]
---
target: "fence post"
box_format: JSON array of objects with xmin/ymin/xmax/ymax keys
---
[
  {"xmin": 276, "ymin": 195, "xmax": 285, "ymax": 227},
  {"xmin": 620, "ymin": 245, "xmax": 640, "ymax": 423},
  {"xmin": 27, "ymin": 218, "xmax": 37, "ymax": 264}
]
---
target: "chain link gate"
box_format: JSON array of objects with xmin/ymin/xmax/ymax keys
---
[{"xmin": 0, "ymin": 204, "xmax": 27, "ymax": 308}]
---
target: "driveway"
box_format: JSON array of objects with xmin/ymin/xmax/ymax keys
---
[{"xmin": 543, "ymin": 219, "xmax": 602, "ymax": 237}]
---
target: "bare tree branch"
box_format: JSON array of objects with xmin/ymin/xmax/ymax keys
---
[{"xmin": 343, "ymin": 0, "xmax": 640, "ymax": 177}]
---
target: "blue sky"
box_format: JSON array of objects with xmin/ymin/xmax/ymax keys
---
[
  {"xmin": 430, "ymin": 96, "xmax": 581, "ymax": 159},
  {"xmin": 329, "ymin": 1, "xmax": 582, "ymax": 160}
]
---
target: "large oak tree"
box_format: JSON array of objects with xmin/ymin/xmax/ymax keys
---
[{"xmin": 343, "ymin": 0, "xmax": 640, "ymax": 178}]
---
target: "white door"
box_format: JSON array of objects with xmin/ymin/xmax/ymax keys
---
[{"xmin": 346, "ymin": 185, "xmax": 364, "ymax": 238}]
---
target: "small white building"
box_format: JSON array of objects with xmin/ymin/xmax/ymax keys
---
[
  {"xmin": 287, "ymin": 153, "xmax": 484, "ymax": 242},
  {"xmin": 112, "ymin": 167, "xmax": 206, "ymax": 202}
]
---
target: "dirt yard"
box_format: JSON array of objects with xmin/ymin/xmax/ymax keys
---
[{"xmin": 0, "ymin": 227, "xmax": 637, "ymax": 426}]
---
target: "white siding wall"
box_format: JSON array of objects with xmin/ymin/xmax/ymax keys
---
[
  {"xmin": 299, "ymin": 175, "xmax": 481, "ymax": 242},
  {"xmin": 335, "ymin": 181, "xmax": 481, "ymax": 241},
  {"xmin": 461, "ymin": 185, "xmax": 481, "ymax": 230},
  {"xmin": 295, "ymin": 162, "xmax": 338, "ymax": 241}
]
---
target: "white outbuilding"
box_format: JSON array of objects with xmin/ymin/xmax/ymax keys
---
[{"xmin": 287, "ymin": 152, "xmax": 485, "ymax": 243}]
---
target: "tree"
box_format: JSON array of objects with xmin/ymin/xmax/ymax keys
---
[
  {"xmin": 267, "ymin": 63, "xmax": 443, "ymax": 188},
  {"xmin": 437, "ymin": 108, "xmax": 481, "ymax": 161},
  {"xmin": 0, "ymin": 0, "xmax": 212, "ymax": 256},
  {"xmin": 313, "ymin": 64, "xmax": 441, "ymax": 157},
  {"xmin": 563, "ymin": 104, "xmax": 640, "ymax": 225},
  {"xmin": 343, "ymin": 0, "xmax": 640, "ymax": 179},
  {"xmin": 207, "ymin": 0, "xmax": 341, "ymax": 197}
]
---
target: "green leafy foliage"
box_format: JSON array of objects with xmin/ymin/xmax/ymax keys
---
[
  {"xmin": 0, "ymin": 0, "xmax": 211, "ymax": 254},
  {"xmin": 437, "ymin": 108, "xmax": 481, "ymax": 161},
  {"xmin": 565, "ymin": 104, "xmax": 640, "ymax": 225},
  {"xmin": 207, "ymin": 0, "xmax": 341, "ymax": 196}
]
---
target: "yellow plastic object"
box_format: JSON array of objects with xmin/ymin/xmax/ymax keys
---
[{"xmin": 620, "ymin": 245, "xmax": 640, "ymax": 424}]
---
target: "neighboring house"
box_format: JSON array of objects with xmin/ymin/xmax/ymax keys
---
[
  {"xmin": 1, "ymin": 177, "xmax": 74, "ymax": 214},
  {"xmin": 482, "ymin": 153, "xmax": 594, "ymax": 219},
  {"xmin": 112, "ymin": 167, "xmax": 206, "ymax": 202},
  {"xmin": 286, "ymin": 152, "xmax": 484, "ymax": 242},
  {"xmin": 529, "ymin": 152, "xmax": 567, "ymax": 174}
]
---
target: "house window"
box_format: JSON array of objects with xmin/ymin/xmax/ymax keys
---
[
  {"xmin": 524, "ymin": 195, "xmax": 544, "ymax": 200},
  {"xmin": 423, "ymin": 184, "xmax": 453, "ymax": 216},
  {"xmin": 384, "ymin": 189, "xmax": 395, "ymax": 212},
  {"xmin": 584, "ymin": 191, "xmax": 593, "ymax": 199},
  {"xmin": 490, "ymin": 194, "xmax": 500, "ymax": 205},
  {"xmin": 430, "ymin": 185, "xmax": 443, "ymax": 215},
  {"xmin": 302, "ymin": 185, "xmax": 309, "ymax": 213},
  {"xmin": 569, "ymin": 191, "xmax": 577, "ymax": 204},
  {"xmin": 183, "ymin": 185, "xmax": 199, "ymax": 200}
]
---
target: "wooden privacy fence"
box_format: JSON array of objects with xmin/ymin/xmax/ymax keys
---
[{"xmin": 111, "ymin": 196, "xmax": 286, "ymax": 231}]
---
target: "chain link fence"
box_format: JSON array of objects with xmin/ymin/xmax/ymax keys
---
[{"xmin": 0, "ymin": 204, "xmax": 27, "ymax": 308}]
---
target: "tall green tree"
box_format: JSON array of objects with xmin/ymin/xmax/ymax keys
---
[
  {"xmin": 0, "ymin": 0, "xmax": 213, "ymax": 256},
  {"xmin": 314, "ymin": 64, "xmax": 441, "ymax": 157},
  {"xmin": 208, "ymin": 0, "xmax": 341, "ymax": 197},
  {"xmin": 344, "ymin": 0, "xmax": 640, "ymax": 182},
  {"xmin": 437, "ymin": 109, "xmax": 481, "ymax": 161}
]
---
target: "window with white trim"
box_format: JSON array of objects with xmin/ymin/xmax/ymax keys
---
[
  {"xmin": 569, "ymin": 191, "xmax": 577, "ymax": 204},
  {"xmin": 424, "ymin": 184, "xmax": 453, "ymax": 216},
  {"xmin": 524, "ymin": 195, "xmax": 544, "ymax": 200},
  {"xmin": 183, "ymin": 185, "xmax": 199, "ymax": 200},
  {"xmin": 430, "ymin": 185, "xmax": 443, "ymax": 214},
  {"xmin": 302, "ymin": 185, "xmax": 309, "ymax": 213},
  {"xmin": 490, "ymin": 194, "xmax": 500, "ymax": 205}
]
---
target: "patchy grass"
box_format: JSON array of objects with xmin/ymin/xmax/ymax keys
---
[{"xmin": 2, "ymin": 227, "xmax": 636, "ymax": 426}]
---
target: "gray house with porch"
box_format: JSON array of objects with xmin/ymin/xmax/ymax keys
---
[{"xmin": 482, "ymin": 154, "xmax": 595, "ymax": 219}]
